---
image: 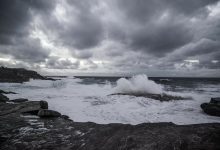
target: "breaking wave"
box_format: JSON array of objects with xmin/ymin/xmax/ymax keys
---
[{"xmin": 114, "ymin": 74, "xmax": 163, "ymax": 94}]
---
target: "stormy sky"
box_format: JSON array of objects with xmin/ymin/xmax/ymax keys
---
[{"xmin": 0, "ymin": 0, "xmax": 220, "ymax": 77}]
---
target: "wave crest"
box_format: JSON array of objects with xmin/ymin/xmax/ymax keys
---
[{"xmin": 114, "ymin": 74, "xmax": 163, "ymax": 94}]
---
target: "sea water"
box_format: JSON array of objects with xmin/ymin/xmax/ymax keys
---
[{"xmin": 0, "ymin": 74, "xmax": 220, "ymax": 125}]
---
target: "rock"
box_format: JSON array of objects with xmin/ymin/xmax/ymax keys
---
[
  {"xmin": 61, "ymin": 115, "xmax": 70, "ymax": 119},
  {"xmin": 0, "ymin": 101, "xmax": 48, "ymax": 116},
  {"xmin": 0, "ymin": 99, "xmax": 220, "ymax": 149},
  {"xmin": 0, "ymin": 66, "xmax": 56, "ymax": 83},
  {"xmin": 201, "ymin": 103, "xmax": 220, "ymax": 117},
  {"xmin": 201, "ymin": 98, "xmax": 220, "ymax": 117},
  {"xmin": 40, "ymin": 100, "xmax": 48, "ymax": 109},
  {"xmin": 201, "ymin": 103, "xmax": 208, "ymax": 109},
  {"xmin": 210, "ymin": 97, "xmax": 220, "ymax": 105},
  {"xmin": 109, "ymin": 93, "xmax": 188, "ymax": 101},
  {"xmin": 0, "ymin": 93, "xmax": 9, "ymax": 103},
  {"xmin": 38, "ymin": 109, "xmax": 61, "ymax": 117},
  {"xmin": 10, "ymin": 98, "xmax": 28, "ymax": 103}
]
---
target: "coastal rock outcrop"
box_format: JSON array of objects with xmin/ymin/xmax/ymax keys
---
[
  {"xmin": 0, "ymin": 66, "xmax": 55, "ymax": 83},
  {"xmin": 201, "ymin": 97, "xmax": 220, "ymax": 117}
]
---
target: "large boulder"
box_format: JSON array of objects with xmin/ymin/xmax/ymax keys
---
[
  {"xmin": 201, "ymin": 98, "xmax": 220, "ymax": 117},
  {"xmin": 38, "ymin": 109, "xmax": 61, "ymax": 118}
]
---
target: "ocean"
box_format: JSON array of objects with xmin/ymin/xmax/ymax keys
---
[{"xmin": 0, "ymin": 74, "xmax": 220, "ymax": 125}]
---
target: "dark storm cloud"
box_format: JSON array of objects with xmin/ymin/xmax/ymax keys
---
[
  {"xmin": 116, "ymin": 0, "xmax": 219, "ymax": 22},
  {"xmin": 129, "ymin": 22, "xmax": 193, "ymax": 56},
  {"xmin": 0, "ymin": 0, "xmax": 219, "ymax": 73},
  {"xmin": 0, "ymin": 0, "xmax": 55, "ymax": 45},
  {"xmin": 39, "ymin": 0, "xmax": 104, "ymax": 51},
  {"xmin": 0, "ymin": 0, "xmax": 55, "ymax": 64},
  {"xmin": 111, "ymin": 0, "xmax": 220, "ymax": 57},
  {"xmin": 61, "ymin": 15, "xmax": 103, "ymax": 50},
  {"xmin": 0, "ymin": 0, "xmax": 30, "ymax": 45}
]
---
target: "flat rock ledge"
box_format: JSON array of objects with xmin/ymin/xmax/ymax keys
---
[
  {"xmin": 0, "ymin": 93, "xmax": 220, "ymax": 149},
  {"xmin": 109, "ymin": 93, "xmax": 189, "ymax": 101}
]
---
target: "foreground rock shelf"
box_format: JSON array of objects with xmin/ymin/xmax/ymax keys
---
[{"xmin": 0, "ymin": 91, "xmax": 220, "ymax": 150}]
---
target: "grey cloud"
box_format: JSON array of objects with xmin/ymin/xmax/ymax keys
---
[
  {"xmin": 0, "ymin": 0, "xmax": 55, "ymax": 45},
  {"xmin": 83, "ymin": 60, "xmax": 98, "ymax": 69},
  {"xmin": 0, "ymin": 38, "xmax": 50, "ymax": 63},
  {"xmin": 0, "ymin": 0, "xmax": 30, "ymax": 45},
  {"xmin": 39, "ymin": 0, "xmax": 104, "ymax": 50},
  {"xmin": 72, "ymin": 51, "xmax": 93, "ymax": 59},
  {"xmin": 46, "ymin": 57, "xmax": 79, "ymax": 69},
  {"xmin": 0, "ymin": 0, "xmax": 220, "ymax": 75},
  {"xmin": 116, "ymin": 0, "xmax": 219, "ymax": 23},
  {"xmin": 0, "ymin": 0, "xmax": 55, "ymax": 65},
  {"xmin": 109, "ymin": 0, "xmax": 219, "ymax": 57},
  {"xmin": 129, "ymin": 22, "xmax": 193, "ymax": 57}
]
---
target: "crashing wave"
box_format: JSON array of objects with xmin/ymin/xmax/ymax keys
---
[{"xmin": 114, "ymin": 74, "xmax": 163, "ymax": 94}]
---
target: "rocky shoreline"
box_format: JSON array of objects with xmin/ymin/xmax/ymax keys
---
[
  {"xmin": 0, "ymin": 90, "xmax": 220, "ymax": 150},
  {"xmin": 0, "ymin": 67, "xmax": 56, "ymax": 83}
]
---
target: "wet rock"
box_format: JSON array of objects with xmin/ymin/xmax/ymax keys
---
[
  {"xmin": 201, "ymin": 97, "xmax": 220, "ymax": 117},
  {"xmin": 10, "ymin": 98, "xmax": 28, "ymax": 103},
  {"xmin": 0, "ymin": 101, "xmax": 48, "ymax": 116},
  {"xmin": 201, "ymin": 103, "xmax": 220, "ymax": 117},
  {"xmin": 38, "ymin": 109, "xmax": 61, "ymax": 118},
  {"xmin": 40, "ymin": 100, "xmax": 48, "ymax": 109},
  {"xmin": 110, "ymin": 93, "xmax": 187, "ymax": 101},
  {"xmin": 0, "ymin": 93, "xmax": 9, "ymax": 103}
]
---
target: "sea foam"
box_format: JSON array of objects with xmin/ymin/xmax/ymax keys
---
[
  {"xmin": 1, "ymin": 75, "xmax": 220, "ymax": 125},
  {"xmin": 114, "ymin": 74, "xmax": 163, "ymax": 94}
]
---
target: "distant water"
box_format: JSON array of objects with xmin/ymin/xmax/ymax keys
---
[{"xmin": 0, "ymin": 75, "xmax": 220, "ymax": 125}]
